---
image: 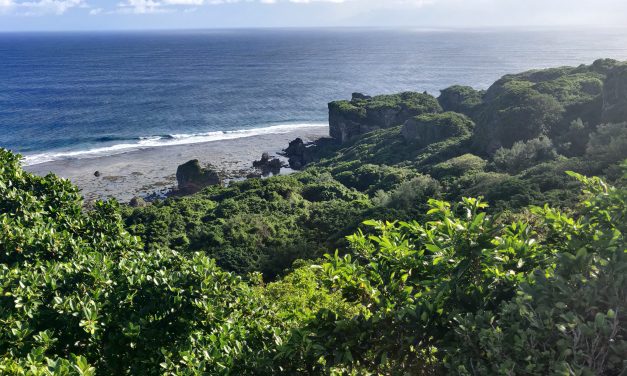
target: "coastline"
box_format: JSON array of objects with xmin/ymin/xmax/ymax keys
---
[{"xmin": 24, "ymin": 125, "xmax": 329, "ymax": 204}]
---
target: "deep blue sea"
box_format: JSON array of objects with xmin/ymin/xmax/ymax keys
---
[{"xmin": 2, "ymin": 28, "xmax": 627, "ymax": 165}]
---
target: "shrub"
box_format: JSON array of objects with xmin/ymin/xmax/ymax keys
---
[
  {"xmin": 586, "ymin": 122, "xmax": 627, "ymax": 164},
  {"xmin": 493, "ymin": 136, "xmax": 559, "ymax": 174},
  {"xmin": 372, "ymin": 174, "xmax": 441, "ymax": 210},
  {"xmin": 431, "ymin": 153, "xmax": 487, "ymax": 178}
]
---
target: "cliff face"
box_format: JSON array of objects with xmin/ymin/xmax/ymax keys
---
[
  {"xmin": 602, "ymin": 63, "xmax": 627, "ymax": 124},
  {"xmin": 470, "ymin": 60, "xmax": 616, "ymax": 154},
  {"xmin": 329, "ymin": 92, "xmax": 442, "ymax": 143},
  {"xmin": 324, "ymin": 59, "xmax": 627, "ymax": 160},
  {"xmin": 401, "ymin": 112, "xmax": 474, "ymax": 146},
  {"xmin": 437, "ymin": 85, "xmax": 485, "ymax": 117}
]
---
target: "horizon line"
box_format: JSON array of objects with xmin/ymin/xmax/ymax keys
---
[{"xmin": 2, "ymin": 24, "xmax": 627, "ymax": 34}]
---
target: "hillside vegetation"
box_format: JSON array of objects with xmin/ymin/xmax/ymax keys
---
[{"xmin": 1, "ymin": 60, "xmax": 626, "ymax": 375}]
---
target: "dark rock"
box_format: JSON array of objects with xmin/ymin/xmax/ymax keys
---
[
  {"xmin": 94, "ymin": 171, "xmax": 101, "ymax": 177},
  {"xmin": 176, "ymin": 159, "xmax": 221, "ymax": 194},
  {"xmin": 129, "ymin": 196, "xmax": 147, "ymax": 208},
  {"xmin": 253, "ymin": 153, "xmax": 283, "ymax": 175},
  {"xmin": 402, "ymin": 112, "xmax": 474, "ymax": 146},
  {"xmin": 283, "ymin": 138, "xmax": 314, "ymax": 170},
  {"xmin": 351, "ymin": 92, "xmax": 371, "ymax": 101}
]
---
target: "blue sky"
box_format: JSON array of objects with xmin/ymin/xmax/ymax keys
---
[{"xmin": 1, "ymin": 0, "xmax": 626, "ymax": 31}]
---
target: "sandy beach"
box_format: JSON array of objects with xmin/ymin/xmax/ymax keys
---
[{"xmin": 24, "ymin": 126, "xmax": 329, "ymax": 204}]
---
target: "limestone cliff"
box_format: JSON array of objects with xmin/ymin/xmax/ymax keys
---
[
  {"xmin": 329, "ymin": 92, "xmax": 442, "ymax": 143},
  {"xmin": 402, "ymin": 112, "xmax": 474, "ymax": 146}
]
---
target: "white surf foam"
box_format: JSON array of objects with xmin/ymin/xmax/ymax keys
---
[{"xmin": 22, "ymin": 122, "xmax": 328, "ymax": 166}]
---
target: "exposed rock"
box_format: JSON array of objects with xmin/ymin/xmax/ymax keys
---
[
  {"xmin": 176, "ymin": 159, "xmax": 221, "ymax": 194},
  {"xmin": 129, "ymin": 196, "xmax": 147, "ymax": 208},
  {"xmin": 253, "ymin": 153, "xmax": 283, "ymax": 175},
  {"xmin": 246, "ymin": 172, "xmax": 262, "ymax": 179},
  {"xmin": 329, "ymin": 92, "xmax": 442, "ymax": 143},
  {"xmin": 438, "ymin": 85, "xmax": 485, "ymax": 117},
  {"xmin": 94, "ymin": 171, "xmax": 101, "ymax": 177},
  {"xmin": 402, "ymin": 112, "xmax": 474, "ymax": 146},
  {"xmin": 602, "ymin": 62, "xmax": 627, "ymax": 124},
  {"xmin": 284, "ymin": 137, "xmax": 315, "ymax": 170},
  {"xmin": 351, "ymin": 92, "xmax": 371, "ymax": 101}
]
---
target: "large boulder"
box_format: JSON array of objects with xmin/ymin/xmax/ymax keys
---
[
  {"xmin": 129, "ymin": 196, "xmax": 147, "ymax": 208},
  {"xmin": 601, "ymin": 62, "xmax": 627, "ymax": 124},
  {"xmin": 176, "ymin": 159, "xmax": 221, "ymax": 194},
  {"xmin": 252, "ymin": 153, "xmax": 283, "ymax": 175},
  {"xmin": 329, "ymin": 92, "xmax": 442, "ymax": 143},
  {"xmin": 402, "ymin": 112, "xmax": 474, "ymax": 146},
  {"xmin": 283, "ymin": 137, "xmax": 315, "ymax": 170}
]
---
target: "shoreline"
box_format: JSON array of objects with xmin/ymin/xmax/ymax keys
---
[{"xmin": 24, "ymin": 125, "xmax": 329, "ymax": 204}]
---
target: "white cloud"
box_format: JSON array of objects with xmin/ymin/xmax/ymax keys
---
[
  {"xmin": 163, "ymin": 0, "xmax": 203, "ymax": 5},
  {"xmin": 0, "ymin": 0, "xmax": 15, "ymax": 9},
  {"xmin": 17, "ymin": 0, "xmax": 85, "ymax": 14},
  {"xmin": 117, "ymin": 0, "xmax": 165, "ymax": 13}
]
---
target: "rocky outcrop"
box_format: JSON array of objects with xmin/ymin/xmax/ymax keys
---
[
  {"xmin": 283, "ymin": 138, "xmax": 313, "ymax": 170},
  {"xmin": 252, "ymin": 152, "xmax": 283, "ymax": 175},
  {"xmin": 176, "ymin": 159, "xmax": 221, "ymax": 194},
  {"xmin": 402, "ymin": 112, "xmax": 474, "ymax": 146},
  {"xmin": 438, "ymin": 85, "xmax": 485, "ymax": 117},
  {"xmin": 329, "ymin": 92, "xmax": 442, "ymax": 143},
  {"xmin": 601, "ymin": 63, "xmax": 627, "ymax": 124}
]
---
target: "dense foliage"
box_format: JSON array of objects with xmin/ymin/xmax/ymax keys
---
[{"xmin": 1, "ymin": 148, "xmax": 625, "ymax": 374}]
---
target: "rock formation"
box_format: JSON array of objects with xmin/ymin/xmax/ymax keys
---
[
  {"xmin": 328, "ymin": 92, "xmax": 442, "ymax": 143},
  {"xmin": 402, "ymin": 112, "xmax": 474, "ymax": 146},
  {"xmin": 283, "ymin": 138, "xmax": 313, "ymax": 170},
  {"xmin": 176, "ymin": 159, "xmax": 221, "ymax": 194},
  {"xmin": 437, "ymin": 85, "xmax": 485, "ymax": 117},
  {"xmin": 252, "ymin": 152, "xmax": 283, "ymax": 175}
]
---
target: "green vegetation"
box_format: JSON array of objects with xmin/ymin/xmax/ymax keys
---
[
  {"xmin": 1, "ymin": 149, "xmax": 624, "ymax": 374},
  {"xmin": 1, "ymin": 60, "xmax": 626, "ymax": 374}
]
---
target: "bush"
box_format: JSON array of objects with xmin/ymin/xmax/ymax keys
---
[
  {"xmin": 448, "ymin": 172, "xmax": 626, "ymax": 375},
  {"xmin": 372, "ymin": 174, "xmax": 441, "ymax": 210},
  {"xmin": 277, "ymin": 171, "xmax": 626, "ymax": 375},
  {"xmin": 431, "ymin": 153, "xmax": 487, "ymax": 178},
  {"xmin": 494, "ymin": 136, "xmax": 559, "ymax": 174},
  {"xmin": 586, "ymin": 122, "xmax": 627, "ymax": 164}
]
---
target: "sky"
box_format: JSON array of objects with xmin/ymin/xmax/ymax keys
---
[{"xmin": 0, "ymin": 0, "xmax": 626, "ymax": 31}]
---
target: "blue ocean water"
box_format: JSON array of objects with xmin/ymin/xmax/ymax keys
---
[{"xmin": 2, "ymin": 28, "xmax": 627, "ymax": 165}]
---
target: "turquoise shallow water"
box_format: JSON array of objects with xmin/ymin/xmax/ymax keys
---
[{"xmin": 2, "ymin": 28, "xmax": 627, "ymax": 164}]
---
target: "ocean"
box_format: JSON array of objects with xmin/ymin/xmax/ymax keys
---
[{"xmin": 2, "ymin": 28, "xmax": 627, "ymax": 165}]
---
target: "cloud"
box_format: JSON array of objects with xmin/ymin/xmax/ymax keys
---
[
  {"xmin": 16, "ymin": 0, "xmax": 85, "ymax": 14},
  {"xmin": 163, "ymin": 0, "xmax": 203, "ymax": 5},
  {"xmin": 117, "ymin": 0, "xmax": 165, "ymax": 13},
  {"xmin": 0, "ymin": 0, "xmax": 15, "ymax": 9}
]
